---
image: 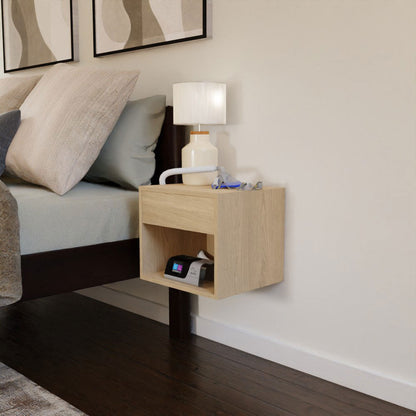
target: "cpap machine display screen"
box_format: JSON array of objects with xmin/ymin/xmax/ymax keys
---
[{"xmin": 172, "ymin": 261, "xmax": 184, "ymax": 274}]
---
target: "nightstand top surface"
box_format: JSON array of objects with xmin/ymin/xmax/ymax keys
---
[{"xmin": 139, "ymin": 184, "xmax": 282, "ymax": 197}]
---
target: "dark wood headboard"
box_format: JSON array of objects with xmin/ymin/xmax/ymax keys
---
[
  {"xmin": 20, "ymin": 106, "xmax": 187, "ymax": 301},
  {"xmin": 151, "ymin": 106, "xmax": 187, "ymax": 185}
]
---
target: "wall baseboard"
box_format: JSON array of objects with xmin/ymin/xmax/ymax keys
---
[
  {"xmin": 194, "ymin": 316, "xmax": 416, "ymax": 412},
  {"xmin": 80, "ymin": 288, "xmax": 416, "ymax": 412},
  {"xmin": 78, "ymin": 286, "xmax": 169, "ymax": 325}
]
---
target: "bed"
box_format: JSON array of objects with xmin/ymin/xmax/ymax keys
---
[
  {"xmin": 0, "ymin": 65, "xmax": 192, "ymax": 337},
  {"xmin": 14, "ymin": 106, "xmax": 186, "ymax": 300},
  {"xmin": 3, "ymin": 106, "xmax": 190, "ymax": 337}
]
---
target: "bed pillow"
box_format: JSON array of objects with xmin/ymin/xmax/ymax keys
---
[
  {"xmin": 0, "ymin": 76, "xmax": 41, "ymax": 113},
  {"xmin": 0, "ymin": 110, "xmax": 21, "ymax": 176},
  {"xmin": 85, "ymin": 95, "xmax": 166, "ymax": 190},
  {"xmin": 5, "ymin": 64, "xmax": 139, "ymax": 195}
]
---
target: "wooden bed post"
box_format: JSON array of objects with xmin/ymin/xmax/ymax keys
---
[
  {"xmin": 169, "ymin": 289, "xmax": 191, "ymax": 339},
  {"xmin": 153, "ymin": 107, "xmax": 192, "ymax": 339}
]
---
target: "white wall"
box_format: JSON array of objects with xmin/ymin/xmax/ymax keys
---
[{"xmin": 2, "ymin": 0, "xmax": 415, "ymax": 410}]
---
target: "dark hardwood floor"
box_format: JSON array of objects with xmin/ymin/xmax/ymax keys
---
[{"xmin": 0, "ymin": 293, "xmax": 413, "ymax": 416}]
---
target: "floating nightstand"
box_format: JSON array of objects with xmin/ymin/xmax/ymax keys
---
[{"xmin": 139, "ymin": 184, "xmax": 285, "ymax": 299}]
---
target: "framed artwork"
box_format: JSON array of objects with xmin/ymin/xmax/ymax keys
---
[
  {"xmin": 1, "ymin": 0, "xmax": 75, "ymax": 73},
  {"xmin": 93, "ymin": 0, "xmax": 207, "ymax": 57}
]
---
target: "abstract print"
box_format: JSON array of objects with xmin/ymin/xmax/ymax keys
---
[
  {"xmin": 1, "ymin": 0, "xmax": 73, "ymax": 72},
  {"xmin": 94, "ymin": 0, "xmax": 206, "ymax": 56}
]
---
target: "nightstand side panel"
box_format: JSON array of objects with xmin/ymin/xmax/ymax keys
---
[{"xmin": 215, "ymin": 188, "xmax": 285, "ymax": 298}]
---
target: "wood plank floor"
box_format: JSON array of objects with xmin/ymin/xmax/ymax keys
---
[{"xmin": 0, "ymin": 293, "xmax": 413, "ymax": 416}]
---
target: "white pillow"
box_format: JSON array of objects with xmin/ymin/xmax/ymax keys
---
[{"xmin": 6, "ymin": 64, "xmax": 139, "ymax": 195}]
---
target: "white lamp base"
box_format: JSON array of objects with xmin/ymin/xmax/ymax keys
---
[{"xmin": 182, "ymin": 131, "xmax": 218, "ymax": 185}]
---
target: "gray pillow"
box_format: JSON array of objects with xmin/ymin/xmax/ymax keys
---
[
  {"xmin": 0, "ymin": 110, "xmax": 21, "ymax": 176},
  {"xmin": 85, "ymin": 95, "xmax": 166, "ymax": 190}
]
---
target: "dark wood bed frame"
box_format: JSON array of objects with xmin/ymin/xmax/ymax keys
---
[{"xmin": 20, "ymin": 107, "xmax": 192, "ymax": 338}]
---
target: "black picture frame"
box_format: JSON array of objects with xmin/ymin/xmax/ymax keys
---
[
  {"xmin": 1, "ymin": 0, "xmax": 75, "ymax": 73},
  {"xmin": 93, "ymin": 0, "xmax": 207, "ymax": 58}
]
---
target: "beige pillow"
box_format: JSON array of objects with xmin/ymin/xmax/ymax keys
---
[
  {"xmin": 0, "ymin": 75, "xmax": 41, "ymax": 113},
  {"xmin": 6, "ymin": 64, "xmax": 139, "ymax": 195}
]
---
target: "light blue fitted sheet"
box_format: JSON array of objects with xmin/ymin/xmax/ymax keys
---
[{"xmin": 5, "ymin": 178, "xmax": 139, "ymax": 255}]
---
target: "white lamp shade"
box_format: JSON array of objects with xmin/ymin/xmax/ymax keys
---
[{"xmin": 173, "ymin": 82, "xmax": 226, "ymax": 126}]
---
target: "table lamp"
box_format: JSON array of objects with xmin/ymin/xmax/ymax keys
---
[{"xmin": 173, "ymin": 82, "xmax": 226, "ymax": 185}]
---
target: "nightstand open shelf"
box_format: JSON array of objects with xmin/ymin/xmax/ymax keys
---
[
  {"xmin": 139, "ymin": 222, "xmax": 216, "ymax": 297},
  {"xmin": 139, "ymin": 184, "xmax": 285, "ymax": 299}
]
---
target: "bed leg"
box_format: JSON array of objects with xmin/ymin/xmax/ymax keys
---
[{"xmin": 169, "ymin": 288, "xmax": 191, "ymax": 339}]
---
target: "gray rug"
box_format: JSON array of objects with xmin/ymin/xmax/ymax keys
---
[{"xmin": 0, "ymin": 362, "xmax": 86, "ymax": 415}]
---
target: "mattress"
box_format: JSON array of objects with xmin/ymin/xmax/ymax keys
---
[{"xmin": 4, "ymin": 178, "xmax": 139, "ymax": 255}]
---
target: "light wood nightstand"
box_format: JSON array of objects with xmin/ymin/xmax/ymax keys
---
[{"xmin": 139, "ymin": 184, "xmax": 285, "ymax": 299}]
